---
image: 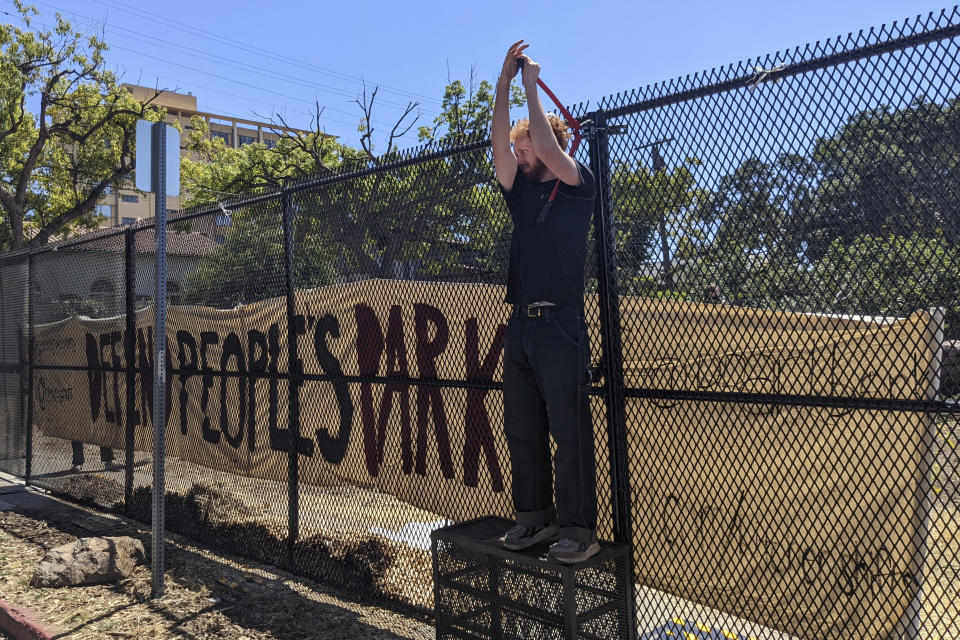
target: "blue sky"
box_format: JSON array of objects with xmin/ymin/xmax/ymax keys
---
[{"xmin": 7, "ymin": 0, "xmax": 953, "ymax": 150}]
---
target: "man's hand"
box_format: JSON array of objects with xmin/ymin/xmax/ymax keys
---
[
  {"xmin": 493, "ymin": 41, "xmax": 525, "ymax": 190},
  {"xmin": 519, "ymin": 55, "xmax": 540, "ymax": 90},
  {"xmin": 520, "ymin": 50, "xmax": 581, "ymax": 187},
  {"xmin": 499, "ymin": 40, "xmax": 529, "ymax": 85}
]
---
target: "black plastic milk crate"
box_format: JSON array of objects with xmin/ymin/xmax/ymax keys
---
[{"xmin": 431, "ymin": 516, "xmax": 633, "ymax": 640}]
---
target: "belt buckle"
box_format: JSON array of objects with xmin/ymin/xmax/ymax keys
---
[{"xmin": 527, "ymin": 305, "xmax": 543, "ymax": 318}]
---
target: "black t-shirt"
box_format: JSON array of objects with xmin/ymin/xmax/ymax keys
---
[{"xmin": 499, "ymin": 161, "xmax": 596, "ymax": 306}]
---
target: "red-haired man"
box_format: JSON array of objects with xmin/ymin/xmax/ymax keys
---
[{"xmin": 491, "ymin": 40, "xmax": 599, "ymax": 564}]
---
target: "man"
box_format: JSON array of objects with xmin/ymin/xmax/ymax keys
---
[
  {"xmin": 70, "ymin": 441, "xmax": 118, "ymax": 473},
  {"xmin": 491, "ymin": 41, "xmax": 599, "ymax": 564}
]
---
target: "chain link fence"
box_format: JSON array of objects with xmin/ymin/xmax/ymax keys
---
[{"xmin": 1, "ymin": 7, "xmax": 959, "ymax": 639}]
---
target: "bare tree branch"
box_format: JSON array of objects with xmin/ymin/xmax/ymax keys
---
[
  {"xmin": 267, "ymin": 100, "xmax": 337, "ymax": 177},
  {"xmin": 386, "ymin": 101, "xmax": 421, "ymax": 156},
  {"xmin": 355, "ymin": 80, "xmax": 421, "ymax": 162},
  {"xmin": 355, "ymin": 81, "xmax": 378, "ymax": 161}
]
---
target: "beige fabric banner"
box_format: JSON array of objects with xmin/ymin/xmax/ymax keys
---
[{"xmin": 32, "ymin": 280, "xmax": 938, "ymax": 640}]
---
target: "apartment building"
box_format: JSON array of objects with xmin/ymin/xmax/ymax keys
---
[{"xmin": 97, "ymin": 85, "xmax": 317, "ymax": 227}]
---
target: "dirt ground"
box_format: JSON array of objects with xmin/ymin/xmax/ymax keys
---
[
  {"xmin": 26, "ymin": 432, "xmax": 445, "ymax": 612},
  {"xmin": 0, "ymin": 498, "xmax": 434, "ymax": 639},
  {"xmin": 4, "ymin": 415, "xmax": 957, "ymax": 639}
]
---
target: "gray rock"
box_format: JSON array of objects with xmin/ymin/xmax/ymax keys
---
[{"xmin": 30, "ymin": 536, "xmax": 146, "ymax": 587}]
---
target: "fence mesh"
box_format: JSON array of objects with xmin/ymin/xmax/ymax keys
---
[
  {"xmin": 28, "ymin": 229, "xmax": 130, "ymax": 509},
  {"xmin": 2, "ymin": 7, "xmax": 959, "ymax": 640},
  {"xmin": 597, "ymin": 8, "xmax": 960, "ymax": 640},
  {"xmin": 0, "ymin": 255, "xmax": 28, "ymax": 477}
]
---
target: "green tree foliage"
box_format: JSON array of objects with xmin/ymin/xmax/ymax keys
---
[
  {"xmin": 179, "ymin": 109, "xmax": 366, "ymax": 209},
  {"xmin": 319, "ymin": 77, "xmax": 524, "ymax": 283},
  {"xmin": 695, "ymin": 154, "xmax": 817, "ymax": 306},
  {"xmin": 807, "ymin": 233, "xmax": 960, "ymax": 319},
  {"xmin": 705, "ymin": 155, "xmax": 816, "ymax": 259},
  {"xmin": 809, "ymin": 97, "xmax": 960, "ymax": 253},
  {"xmin": 0, "ymin": 2, "xmax": 163, "ymax": 250},
  {"xmin": 183, "ymin": 77, "xmax": 524, "ymax": 307},
  {"xmin": 611, "ymin": 153, "xmax": 708, "ymax": 293},
  {"xmin": 626, "ymin": 97, "xmax": 960, "ymax": 335},
  {"xmin": 409, "ymin": 73, "xmax": 525, "ymax": 282},
  {"xmin": 309, "ymin": 145, "xmax": 505, "ymax": 280},
  {"xmin": 183, "ymin": 204, "xmax": 338, "ymax": 308},
  {"xmin": 417, "ymin": 71, "xmax": 525, "ymax": 144},
  {"xmin": 706, "ymin": 98, "xmax": 960, "ymax": 265}
]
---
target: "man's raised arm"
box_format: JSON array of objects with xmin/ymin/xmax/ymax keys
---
[
  {"xmin": 518, "ymin": 55, "xmax": 581, "ymax": 187},
  {"xmin": 492, "ymin": 41, "xmax": 526, "ymax": 191}
]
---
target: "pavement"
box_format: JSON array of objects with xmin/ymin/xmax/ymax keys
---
[{"xmin": 0, "ymin": 471, "xmax": 56, "ymax": 640}]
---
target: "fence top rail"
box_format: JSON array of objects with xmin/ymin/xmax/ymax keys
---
[
  {"xmin": 4, "ymin": 7, "xmax": 960, "ymax": 262},
  {"xmin": 169, "ymin": 136, "xmax": 494, "ymax": 226},
  {"xmin": 0, "ymin": 136, "xmax": 495, "ymax": 261},
  {"xmin": 0, "ymin": 246, "xmax": 32, "ymax": 266},
  {"xmin": 598, "ymin": 6, "xmax": 960, "ymax": 118},
  {"xmin": 0, "ymin": 224, "xmax": 136, "ymax": 263}
]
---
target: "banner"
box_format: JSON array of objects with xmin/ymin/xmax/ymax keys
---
[{"xmin": 32, "ymin": 280, "xmax": 939, "ymax": 640}]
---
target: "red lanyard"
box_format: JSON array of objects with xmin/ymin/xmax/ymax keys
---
[{"xmin": 535, "ymin": 78, "xmax": 583, "ymax": 159}]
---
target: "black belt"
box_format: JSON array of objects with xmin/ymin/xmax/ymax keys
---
[{"xmin": 511, "ymin": 304, "xmax": 581, "ymax": 319}]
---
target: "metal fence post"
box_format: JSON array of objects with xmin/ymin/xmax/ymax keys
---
[
  {"xmin": 24, "ymin": 254, "xmax": 35, "ymax": 485},
  {"xmin": 124, "ymin": 228, "xmax": 136, "ymax": 514},
  {"xmin": 281, "ymin": 187, "xmax": 301, "ymax": 568},
  {"xmin": 151, "ymin": 121, "xmax": 169, "ymax": 599},
  {"xmin": 586, "ymin": 108, "xmax": 636, "ymax": 637}
]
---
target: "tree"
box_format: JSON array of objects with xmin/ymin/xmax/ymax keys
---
[
  {"xmin": 314, "ymin": 76, "xmax": 525, "ymax": 282},
  {"xmin": 182, "ymin": 75, "xmax": 525, "ymax": 307},
  {"xmin": 805, "ymin": 97, "xmax": 960, "ymax": 253},
  {"xmin": 706, "ymin": 98, "xmax": 960, "ymax": 269},
  {"xmin": 417, "ymin": 69, "xmax": 525, "ymax": 145},
  {"xmin": 692, "ymin": 96, "xmax": 960, "ymax": 314},
  {"xmin": 183, "ymin": 205, "xmax": 338, "ymax": 308},
  {"xmin": 0, "ymin": 3, "xmax": 164, "ymax": 250},
  {"xmin": 808, "ymin": 232, "xmax": 960, "ymax": 337},
  {"xmin": 609, "ymin": 149, "xmax": 708, "ymax": 296},
  {"xmin": 686, "ymin": 152, "xmax": 818, "ymax": 306},
  {"xmin": 705, "ymin": 154, "xmax": 817, "ymax": 258},
  {"xmin": 179, "ymin": 102, "xmax": 366, "ymax": 209}
]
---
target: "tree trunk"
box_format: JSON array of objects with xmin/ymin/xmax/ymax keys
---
[{"xmin": 658, "ymin": 215, "xmax": 674, "ymax": 291}]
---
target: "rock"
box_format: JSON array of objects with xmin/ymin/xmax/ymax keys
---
[{"xmin": 30, "ymin": 536, "xmax": 145, "ymax": 587}]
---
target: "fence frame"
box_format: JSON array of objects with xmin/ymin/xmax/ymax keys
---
[{"xmin": 1, "ymin": 8, "xmax": 959, "ymax": 638}]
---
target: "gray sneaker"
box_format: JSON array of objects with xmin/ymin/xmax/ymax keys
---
[
  {"xmin": 547, "ymin": 538, "xmax": 601, "ymax": 564},
  {"xmin": 499, "ymin": 522, "xmax": 559, "ymax": 551}
]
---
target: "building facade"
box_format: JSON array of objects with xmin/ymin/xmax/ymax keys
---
[{"xmin": 97, "ymin": 85, "xmax": 316, "ymax": 227}]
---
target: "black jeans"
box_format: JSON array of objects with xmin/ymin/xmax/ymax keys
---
[
  {"xmin": 502, "ymin": 306, "xmax": 597, "ymax": 543},
  {"xmin": 71, "ymin": 441, "xmax": 114, "ymax": 466}
]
